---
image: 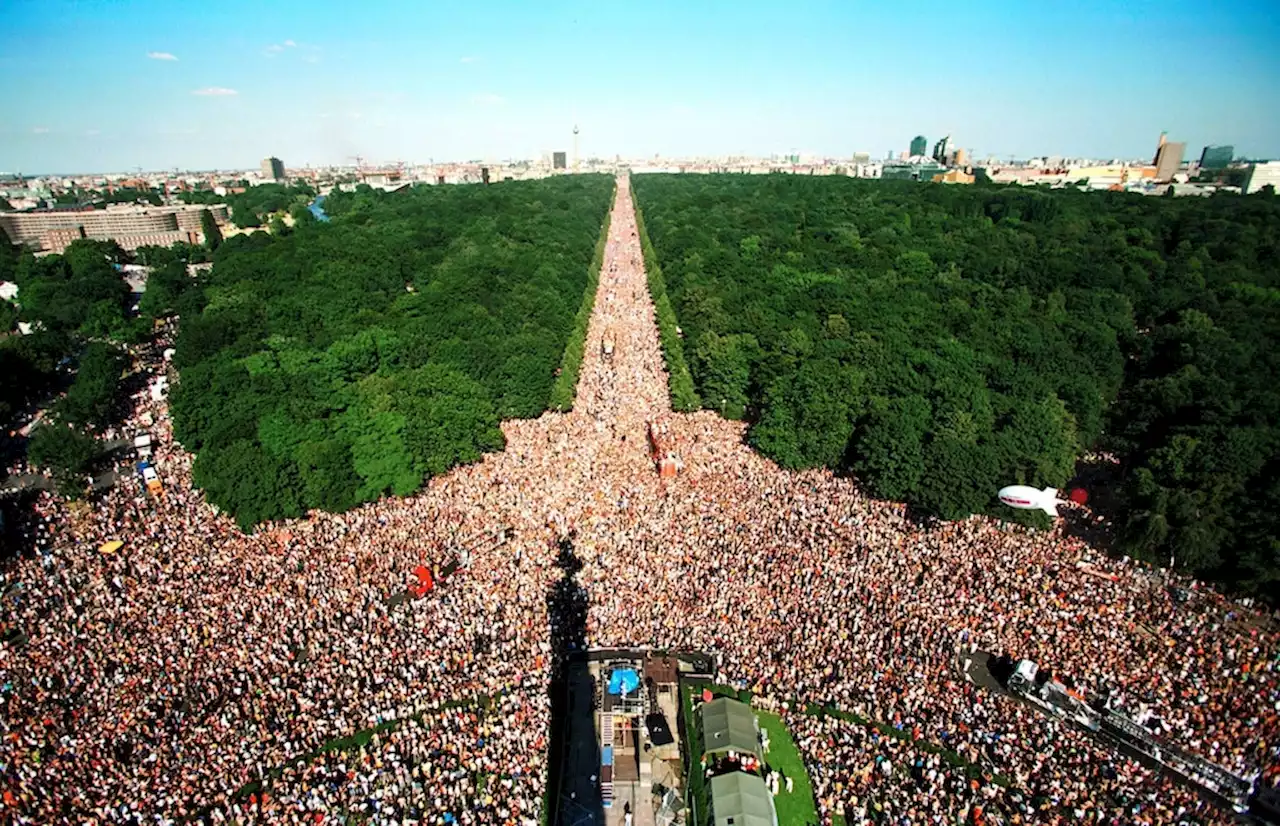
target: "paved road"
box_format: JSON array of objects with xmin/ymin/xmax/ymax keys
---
[
  {"xmin": 1, "ymin": 439, "xmax": 134, "ymax": 494},
  {"xmin": 551, "ymin": 176, "xmax": 669, "ymax": 825}
]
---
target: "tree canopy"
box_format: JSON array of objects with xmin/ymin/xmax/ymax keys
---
[
  {"xmin": 180, "ymin": 182, "xmax": 316, "ymax": 228},
  {"xmin": 27, "ymin": 423, "xmax": 102, "ymax": 498},
  {"xmin": 632, "ymin": 173, "xmax": 1280, "ymax": 599},
  {"xmin": 54, "ymin": 342, "xmax": 128, "ymax": 430},
  {"xmin": 171, "ymin": 176, "xmax": 613, "ymax": 528},
  {"xmin": 0, "ymin": 237, "xmax": 205, "ymax": 488},
  {"xmin": 10, "ymin": 239, "xmax": 134, "ymax": 339},
  {"xmin": 93, "ymin": 187, "xmax": 164, "ymax": 207}
]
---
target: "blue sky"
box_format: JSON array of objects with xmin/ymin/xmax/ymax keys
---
[{"xmin": 2, "ymin": 0, "xmax": 1277, "ymax": 173}]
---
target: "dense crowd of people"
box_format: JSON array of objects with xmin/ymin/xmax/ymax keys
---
[{"xmin": 0, "ymin": 175, "xmax": 1275, "ymax": 824}]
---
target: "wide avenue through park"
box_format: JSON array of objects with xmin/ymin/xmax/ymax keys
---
[{"xmin": 0, "ymin": 174, "xmax": 1276, "ymax": 826}]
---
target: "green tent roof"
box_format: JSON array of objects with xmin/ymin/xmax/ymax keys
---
[
  {"xmin": 708, "ymin": 772, "xmax": 777, "ymax": 826},
  {"xmin": 699, "ymin": 697, "xmax": 760, "ymax": 759}
]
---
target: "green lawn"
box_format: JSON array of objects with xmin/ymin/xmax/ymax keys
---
[
  {"xmin": 681, "ymin": 683, "xmax": 820, "ymax": 826},
  {"xmin": 756, "ymin": 710, "xmax": 820, "ymax": 826}
]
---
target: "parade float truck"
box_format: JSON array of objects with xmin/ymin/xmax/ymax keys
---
[
  {"xmin": 647, "ymin": 419, "xmax": 683, "ymax": 479},
  {"xmin": 1005, "ymin": 659, "xmax": 1257, "ymax": 813},
  {"xmin": 136, "ymin": 460, "xmax": 164, "ymax": 497}
]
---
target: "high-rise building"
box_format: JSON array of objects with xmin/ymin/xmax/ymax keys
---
[
  {"xmin": 1153, "ymin": 138, "xmax": 1186, "ymax": 182},
  {"xmin": 910, "ymin": 135, "xmax": 927, "ymax": 158},
  {"xmin": 1199, "ymin": 145, "xmax": 1234, "ymax": 170},
  {"xmin": 260, "ymin": 157, "xmax": 285, "ymax": 181},
  {"xmin": 953, "ymin": 148, "xmax": 968, "ymax": 167},
  {"xmin": 932, "ymin": 135, "xmax": 951, "ymax": 165},
  {"xmin": 1244, "ymin": 161, "xmax": 1280, "ymax": 194},
  {"xmin": 552, "ymin": 151, "xmax": 567, "ymax": 170}
]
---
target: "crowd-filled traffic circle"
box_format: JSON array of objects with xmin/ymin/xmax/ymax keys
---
[{"xmin": 1, "ymin": 176, "xmax": 1274, "ymax": 825}]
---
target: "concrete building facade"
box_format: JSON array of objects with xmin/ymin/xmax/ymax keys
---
[
  {"xmin": 260, "ymin": 157, "xmax": 285, "ymax": 181},
  {"xmin": 1153, "ymin": 134, "xmax": 1186, "ymax": 182},
  {"xmin": 883, "ymin": 162, "xmax": 948, "ymax": 182},
  {"xmin": 0, "ymin": 204, "xmax": 229, "ymax": 251},
  {"xmin": 1244, "ymin": 161, "xmax": 1280, "ymax": 194}
]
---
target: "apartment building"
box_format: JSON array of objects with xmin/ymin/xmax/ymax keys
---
[{"xmin": 0, "ymin": 203, "xmax": 229, "ymax": 251}]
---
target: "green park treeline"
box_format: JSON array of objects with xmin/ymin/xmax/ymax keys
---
[
  {"xmin": 549, "ymin": 181, "xmax": 615, "ymax": 410},
  {"xmin": 631, "ymin": 173, "xmax": 1280, "ymax": 600},
  {"xmin": 168, "ymin": 176, "xmax": 613, "ymax": 527}
]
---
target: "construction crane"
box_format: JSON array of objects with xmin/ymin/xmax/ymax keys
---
[{"xmin": 348, "ymin": 155, "xmax": 366, "ymax": 182}]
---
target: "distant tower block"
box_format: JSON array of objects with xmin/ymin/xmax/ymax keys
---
[{"xmin": 573, "ymin": 124, "xmax": 580, "ymax": 172}]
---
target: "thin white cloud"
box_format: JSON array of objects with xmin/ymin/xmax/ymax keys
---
[
  {"xmin": 264, "ymin": 44, "xmax": 284, "ymax": 55},
  {"xmin": 283, "ymin": 39, "xmax": 297, "ymax": 47},
  {"xmin": 86, "ymin": 129, "xmax": 101, "ymax": 136},
  {"xmin": 472, "ymin": 92, "xmax": 504, "ymax": 105},
  {"xmin": 147, "ymin": 51, "xmax": 178, "ymax": 61},
  {"xmin": 460, "ymin": 56, "xmax": 478, "ymax": 63},
  {"xmin": 191, "ymin": 87, "xmax": 238, "ymax": 96},
  {"xmin": 32, "ymin": 126, "xmax": 50, "ymax": 134}
]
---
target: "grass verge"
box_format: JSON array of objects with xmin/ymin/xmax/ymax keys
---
[
  {"xmin": 633, "ymin": 199, "xmax": 700, "ymax": 411},
  {"xmin": 682, "ymin": 683, "xmax": 818, "ymax": 826},
  {"xmin": 756, "ymin": 709, "xmax": 820, "ymax": 825}
]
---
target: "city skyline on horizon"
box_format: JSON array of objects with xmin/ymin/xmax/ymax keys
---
[
  {"xmin": 3, "ymin": 144, "xmax": 1255, "ymax": 181},
  {"xmin": 3, "ymin": 0, "xmax": 1278, "ymax": 175}
]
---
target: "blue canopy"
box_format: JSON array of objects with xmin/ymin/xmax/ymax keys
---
[{"xmin": 607, "ymin": 668, "xmax": 640, "ymax": 695}]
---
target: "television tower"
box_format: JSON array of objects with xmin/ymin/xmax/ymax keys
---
[{"xmin": 572, "ymin": 124, "xmax": 580, "ymax": 173}]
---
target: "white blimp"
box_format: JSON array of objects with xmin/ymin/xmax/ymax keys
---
[{"xmin": 997, "ymin": 485, "xmax": 1064, "ymax": 516}]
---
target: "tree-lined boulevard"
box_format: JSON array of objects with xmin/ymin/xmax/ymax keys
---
[{"xmin": 0, "ymin": 176, "xmax": 1274, "ymax": 824}]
